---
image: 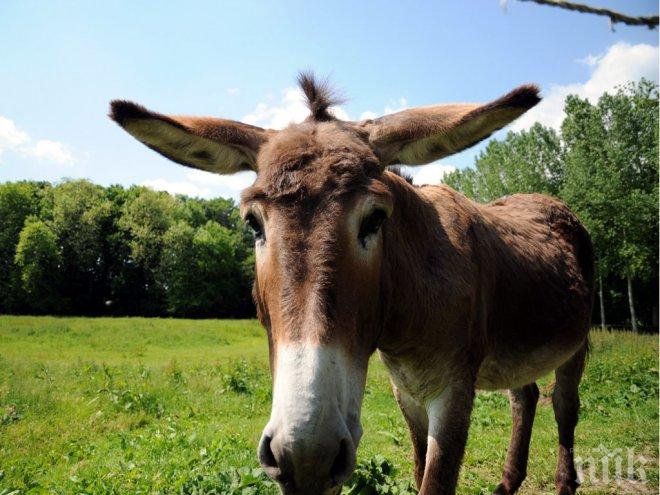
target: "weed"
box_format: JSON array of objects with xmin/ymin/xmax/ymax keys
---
[
  {"xmin": 221, "ymin": 360, "xmax": 257, "ymax": 395},
  {"xmin": 166, "ymin": 359, "xmax": 187, "ymax": 386},
  {"xmin": 346, "ymin": 456, "xmax": 417, "ymax": 494},
  {"xmin": 1, "ymin": 405, "xmax": 21, "ymax": 426},
  {"xmin": 98, "ymin": 386, "xmax": 165, "ymax": 417}
]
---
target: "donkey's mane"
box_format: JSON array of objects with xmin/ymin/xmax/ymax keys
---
[
  {"xmin": 297, "ymin": 72, "xmax": 345, "ymax": 122},
  {"xmin": 388, "ymin": 166, "xmax": 415, "ymax": 185}
]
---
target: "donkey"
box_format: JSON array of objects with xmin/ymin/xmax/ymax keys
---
[{"xmin": 110, "ymin": 74, "xmax": 594, "ymax": 495}]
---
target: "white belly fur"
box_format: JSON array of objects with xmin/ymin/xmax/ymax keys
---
[
  {"xmin": 381, "ymin": 340, "xmax": 583, "ymax": 402},
  {"xmin": 476, "ymin": 343, "xmax": 581, "ymax": 391}
]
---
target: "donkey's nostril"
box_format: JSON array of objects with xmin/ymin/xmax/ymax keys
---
[
  {"xmin": 330, "ymin": 438, "xmax": 354, "ymax": 486},
  {"xmin": 258, "ymin": 435, "xmax": 280, "ymax": 477}
]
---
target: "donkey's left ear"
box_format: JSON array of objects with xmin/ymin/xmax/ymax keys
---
[
  {"xmin": 366, "ymin": 85, "xmax": 541, "ymax": 166},
  {"xmin": 110, "ymin": 100, "xmax": 271, "ymax": 173}
]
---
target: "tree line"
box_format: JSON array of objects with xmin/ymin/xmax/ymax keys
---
[
  {"xmin": 443, "ymin": 79, "xmax": 658, "ymax": 331},
  {"xmin": 1, "ymin": 80, "xmax": 657, "ymax": 328},
  {"xmin": 0, "ymin": 181, "xmax": 255, "ymax": 318}
]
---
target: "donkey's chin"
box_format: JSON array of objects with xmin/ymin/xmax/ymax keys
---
[
  {"xmin": 259, "ymin": 343, "xmax": 367, "ymax": 494},
  {"xmin": 259, "ymin": 420, "xmax": 359, "ymax": 495}
]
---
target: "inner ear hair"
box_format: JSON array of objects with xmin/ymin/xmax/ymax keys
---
[
  {"xmin": 109, "ymin": 100, "xmax": 269, "ymax": 174},
  {"xmin": 367, "ymin": 84, "xmax": 541, "ymax": 166}
]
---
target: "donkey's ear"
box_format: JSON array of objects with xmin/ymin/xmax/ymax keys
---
[
  {"xmin": 109, "ymin": 100, "xmax": 271, "ymax": 173},
  {"xmin": 366, "ymin": 85, "xmax": 541, "ymax": 166}
]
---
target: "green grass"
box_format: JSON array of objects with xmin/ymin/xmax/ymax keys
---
[{"xmin": 0, "ymin": 316, "xmax": 657, "ymax": 494}]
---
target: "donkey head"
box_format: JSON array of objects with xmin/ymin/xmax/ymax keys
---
[{"xmin": 110, "ymin": 74, "xmax": 539, "ymax": 495}]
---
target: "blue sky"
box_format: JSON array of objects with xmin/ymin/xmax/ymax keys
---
[{"xmin": 1, "ymin": 0, "xmax": 658, "ymax": 201}]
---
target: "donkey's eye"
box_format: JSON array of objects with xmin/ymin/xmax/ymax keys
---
[
  {"xmin": 358, "ymin": 209, "xmax": 387, "ymax": 248},
  {"xmin": 245, "ymin": 213, "xmax": 265, "ymax": 242}
]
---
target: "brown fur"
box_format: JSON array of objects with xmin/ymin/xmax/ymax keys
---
[
  {"xmin": 110, "ymin": 74, "xmax": 594, "ymax": 495},
  {"xmin": 297, "ymin": 71, "xmax": 345, "ymax": 121}
]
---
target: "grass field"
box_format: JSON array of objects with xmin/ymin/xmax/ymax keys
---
[{"xmin": 0, "ymin": 316, "xmax": 657, "ymax": 494}]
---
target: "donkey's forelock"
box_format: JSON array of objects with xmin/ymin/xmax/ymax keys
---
[{"xmin": 297, "ymin": 72, "xmax": 346, "ymax": 122}]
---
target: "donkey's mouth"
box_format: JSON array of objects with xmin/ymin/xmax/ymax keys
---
[{"xmin": 258, "ymin": 342, "xmax": 367, "ymax": 494}]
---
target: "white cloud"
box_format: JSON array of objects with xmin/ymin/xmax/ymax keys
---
[
  {"xmin": 384, "ymin": 98, "xmax": 408, "ymax": 115},
  {"xmin": 141, "ymin": 169, "xmax": 257, "ymax": 199},
  {"xmin": 141, "ymin": 178, "xmax": 213, "ymax": 198},
  {"xmin": 185, "ymin": 169, "xmax": 256, "ymax": 191},
  {"xmin": 242, "ymin": 87, "xmax": 351, "ymax": 129},
  {"xmin": 226, "ymin": 87, "xmax": 240, "ymax": 95},
  {"xmin": 31, "ymin": 140, "xmax": 73, "ymax": 165},
  {"xmin": 359, "ymin": 98, "xmax": 409, "ymax": 121},
  {"xmin": 0, "ymin": 116, "xmax": 29, "ymax": 148},
  {"xmin": 243, "ymin": 88, "xmax": 312, "ymax": 129},
  {"xmin": 0, "ymin": 115, "xmax": 74, "ymax": 165},
  {"xmin": 359, "ymin": 110, "xmax": 379, "ymax": 120},
  {"xmin": 241, "ymin": 84, "xmax": 410, "ymax": 130},
  {"xmin": 401, "ymin": 163, "xmax": 457, "ymax": 186},
  {"xmin": 329, "ymin": 106, "xmax": 351, "ymax": 121},
  {"xmin": 575, "ymin": 54, "xmax": 599, "ymax": 67},
  {"xmin": 513, "ymin": 42, "xmax": 659, "ymax": 131}
]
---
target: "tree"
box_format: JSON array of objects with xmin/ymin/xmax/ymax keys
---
[
  {"xmin": 118, "ymin": 188, "xmax": 178, "ymax": 314},
  {"xmin": 0, "ymin": 181, "xmax": 51, "ymax": 312},
  {"xmin": 102, "ymin": 184, "xmax": 146, "ymax": 315},
  {"xmin": 159, "ymin": 221, "xmax": 197, "ymax": 315},
  {"xmin": 598, "ymin": 81, "xmax": 658, "ymax": 331},
  {"xmin": 50, "ymin": 180, "xmax": 112, "ymax": 314},
  {"xmin": 0, "ymin": 179, "xmax": 256, "ymax": 318},
  {"xmin": 561, "ymin": 80, "xmax": 658, "ymax": 331},
  {"xmin": 443, "ymin": 123, "xmax": 562, "ymax": 202},
  {"xmin": 179, "ymin": 196, "xmax": 242, "ymax": 230},
  {"xmin": 561, "ymin": 94, "xmax": 616, "ymax": 329},
  {"xmin": 14, "ymin": 217, "xmax": 62, "ymax": 313},
  {"xmin": 159, "ymin": 220, "xmax": 253, "ymax": 317}
]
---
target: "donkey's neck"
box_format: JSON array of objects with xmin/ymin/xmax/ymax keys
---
[
  {"xmin": 380, "ymin": 174, "xmax": 447, "ymax": 350},
  {"xmin": 378, "ymin": 172, "xmax": 482, "ymax": 357}
]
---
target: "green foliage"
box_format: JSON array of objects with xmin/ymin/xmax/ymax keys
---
[
  {"xmin": 561, "ymin": 80, "xmax": 659, "ymax": 283},
  {"xmin": 0, "ymin": 317, "xmax": 657, "ymax": 494},
  {"xmin": 0, "ymin": 80, "xmax": 656, "ymax": 326},
  {"xmin": 160, "ymin": 221, "xmax": 253, "ymax": 317},
  {"xmin": 119, "ymin": 188, "xmax": 177, "ymax": 270},
  {"xmin": 0, "ymin": 180, "xmax": 255, "ymax": 318},
  {"xmin": 1, "ymin": 405, "xmax": 21, "ymax": 427},
  {"xmin": 50, "ymin": 180, "xmax": 113, "ymax": 313},
  {"xmin": 443, "ymin": 123, "xmax": 562, "ymax": 202},
  {"xmin": 179, "ymin": 466, "xmax": 277, "ymax": 495},
  {"xmin": 581, "ymin": 353, "xmax": 657, "ymax": 415},
  {"xmin": 0, "ymin": 181, "xmax": 51, "ymax": 313},
  {"xmin": 99, "ymin": 385, "xmax": 165, "ymax": 417},
  {"xmin": 346, "ymin": 456, "xmax": 417, "ymax": 494},
  {"xmin": 13, "ymin": 217, "xmax": 62, "ymax": 313},
  {"xmin": 221, "ymin": 360, "xmax": 257, "ymax": 395}
]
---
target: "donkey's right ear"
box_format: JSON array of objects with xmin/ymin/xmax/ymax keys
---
[{"xmin": 109, "ymin": 100, "xmax": 271, "ymax": 173}]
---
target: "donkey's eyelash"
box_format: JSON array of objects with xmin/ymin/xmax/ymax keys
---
[
  {"xmin": 358, "ymin": 209, "xmax": 387, "ymax": 248},
  {"xmin": 245, "ymin": 213, "xmax": 265, "ymax": 242}
]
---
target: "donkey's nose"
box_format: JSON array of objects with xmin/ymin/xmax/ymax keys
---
[{"xmin": 258, "ymin": 428, "xmax": 356, "ymax": 493}]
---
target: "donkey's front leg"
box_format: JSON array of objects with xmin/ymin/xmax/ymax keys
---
[
  {"xmin": 420, "ymin": 380, "xmax": 475, "ymax": 495},
  {"xmin": 393, "ymin": 386, "xmax": 429, "ymax": 489}
]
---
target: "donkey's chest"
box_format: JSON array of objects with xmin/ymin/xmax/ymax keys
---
[{"xmin": 378, "ymin": 351, "xmax": 455, "ymax": 402}]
